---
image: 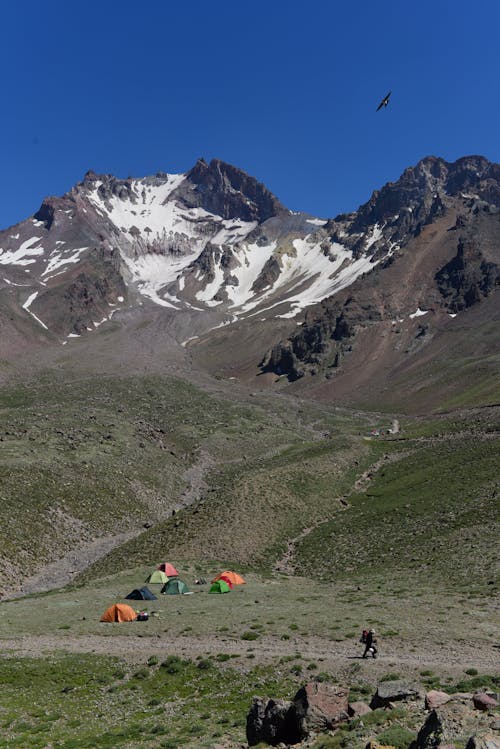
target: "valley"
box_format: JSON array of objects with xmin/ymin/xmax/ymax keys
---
[{"xmin": 0, "ymin": 154, "xmax": 498, "ymax": 749}]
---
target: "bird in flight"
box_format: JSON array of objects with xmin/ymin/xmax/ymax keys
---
[{"xmin": 376, "ymin": 91, "xmax": 392, "ymax": 111}]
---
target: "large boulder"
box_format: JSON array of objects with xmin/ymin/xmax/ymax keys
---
[
  {"xmin": 473, "ymin": 693, "xmax": 498, "ymax": 711},
  {"xmin": 371, "ymin": 680, "xmax": 420, "ymax": 708},
  {"xmin": 246, "ymin": 683, "xmax": 350, "ymax": 745},
  {"xmin": 425, "ymin": 691, "xmax": 452, "ymax": 710},
  {"xmin": 246, "ymin": 697, "xmax": 301, "ymax": 747},
  {"xmin": 349, "ymin": 701, "xmax": 372, "ymax": 717},
  {"xmin": 411, "ymin": 702, "xmax": 494, "ymax": 749},
  {"xmin": 293, "ymin": 683, "xmax": 350, "ymax": 733}
]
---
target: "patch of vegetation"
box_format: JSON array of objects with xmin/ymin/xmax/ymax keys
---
[
  {"xmin": 0, "ymin": 652, "xmax": 298, "ymax": 749},
  {"xmin": 377, "ymin": 725, "xmax": 416, "ymax": 749},
  {"xmin": 294, "ymin": 427, "xmax": 500, "ymax": 588},
  {"xmin": 449, "ymin": 674, "xmax": 499, "ymax": 693}
]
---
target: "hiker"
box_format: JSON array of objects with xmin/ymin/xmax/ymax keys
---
[{"xmin": 362, "ymin": 628, "xmax": 377, "ymax": 658}]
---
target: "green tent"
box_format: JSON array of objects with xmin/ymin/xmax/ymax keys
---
[
  {"xmin": 146, "ymin": 570, "xmax": 169, "ymax": 584},
  {"xmin": 161, "ymin": 578, "xmax": 190, "ymax": 595},
  {"xmin": 209, "ymin": 580, "xmax": 231, "ymax": 594}
]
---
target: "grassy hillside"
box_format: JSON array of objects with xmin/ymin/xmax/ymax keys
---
[
  {"xmin": 0, "ymin": 371, "xmax": 373, "ymax": 593},
  {"xmin": 295, "ymin": 410, "xmax": 500, "ymax": 592}
]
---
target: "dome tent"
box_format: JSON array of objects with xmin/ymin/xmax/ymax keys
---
[
  {"xmin": 157, "ymin": 562, "xmax": 179, "ymax": 577},
  {"xmin": 100, "ymin": 603, "xmax": 137, "ymax": 622},
  {"xmin": 211, "ymin": 571, "xmax": 245, "ymax": 586},
  {"xmin": 125, "ymin": 586, "xmax": 157, "ymax": 601},
  {"xmin": 146, "ymin": 570, "xmax": 169, "ymax": 584},
  {"xmin": 161, "ymin": 578, "xmax": 190, "ymax": 595},
  {"xmin": 209, "ymin": 580, "xmax": 231, "ymax": 594}
]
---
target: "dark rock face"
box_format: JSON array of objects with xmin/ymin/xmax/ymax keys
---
[
  {"xmin": 251, "ymin": 255, "xmax": 281, "ymax": 294},
  {"xmin": 261, "ymin": 294, "xmax": 381, "ymax": 380},
  {"xmin": 34, "ymin": 247, "xmax": 127, "ymax": 336},
  {"xmin": 175, "ymin": 158, "xmax": 284, "ymax": 222},
  {"xmin": 436, "ymin": 237, "xmax": 499, "ymax": 312},
  {"xmin": 261, "ymin": 155, "xmax": 500, "ymax": 383},
  {"xmin": 246, "ymin": 683, "xmax": 350, "ymax": 746},
  {"xmin": 246, "ymin": 697, "xmax": 301, "ymax": 747}
]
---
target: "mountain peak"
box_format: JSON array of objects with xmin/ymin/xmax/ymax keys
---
[{"xmin": 180, "ymin": 157, "xmax": 284, "ymax": 222}]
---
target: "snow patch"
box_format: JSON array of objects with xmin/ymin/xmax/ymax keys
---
[
  {"xmin": 409, "ymin": 308, "xmax": 429, "ymax": 319},
  {"xmin": 42, "ymin": 246, "xmax": 89, "ymax": 277},
  {"xmin": 181, "ymin": 335, "xmax": 199, "ymax": 347},
  {"xmin": 0, "ymin": 236, "xmax": 44, "ymax": 266},
  {"xmin": 22, "ymin": 292, "xmax": 48, "ymax": 329},
  {"xmin": 306, "ymin": 218, "xmax": 327, "ymax": 227}
]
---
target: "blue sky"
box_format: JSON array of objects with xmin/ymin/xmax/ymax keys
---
[{"xmin": 1, "ymin": 0, "xmax": 499, "ymax": 229}]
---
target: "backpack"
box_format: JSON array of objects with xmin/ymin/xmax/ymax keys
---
[{"xmin": 360, "ymin": 629, "xmax": 369, "ymax": 643}]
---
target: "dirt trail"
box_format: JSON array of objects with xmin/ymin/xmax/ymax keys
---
[
  {"xmin": 274, "ymin": 451, "xmax": 406, "ymax": 575},
  {"xmin": 0, "ymin": 632, "xmax": 496, "ymax": 682}
]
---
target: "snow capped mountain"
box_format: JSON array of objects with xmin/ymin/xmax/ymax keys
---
[
  {"xmin": 0, "ymin": 153, "xmax": 498, "ymax": 395},
  {"xmin": 0, "ymin": 158, "xmax": 394, "ymax": 341}
]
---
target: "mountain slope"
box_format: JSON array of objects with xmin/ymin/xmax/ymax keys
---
[
  {"xmin": 259, "ymin": 156, "xmax": 500, "ymax": 411},
  {"xmin": 0, "ymin": 158, "xmax": 394, "ymax": 357},
  {"xmin": 0, "ymin": 155, "xmax": 498, "ymax": 412}
]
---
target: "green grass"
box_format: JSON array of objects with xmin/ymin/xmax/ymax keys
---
[
  {"xmin": 0, "ymin": 652, "xmax": 298, "ymax": 749},
  {"xmin": 294, "ymin": 429, "xmax": 500, "ymax": 588},
  {"xmin": 0, "ymin": 372, "xmax": 373, "ymax": 592}
]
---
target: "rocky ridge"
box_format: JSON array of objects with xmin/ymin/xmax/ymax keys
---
[{"xmin": 260, "ymin": 156, "xmax": 500, "ymax": 382}]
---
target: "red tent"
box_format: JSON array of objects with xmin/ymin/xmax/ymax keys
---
[{"xmin": 157, "ymin": 562, "xmax": 179, "ymax": 577}]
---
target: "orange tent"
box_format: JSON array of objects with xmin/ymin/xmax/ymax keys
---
[
  {"xmin": 100, "ymin": 603, "xmax": 137, "ymax": 622},
  {"xmin": 211, "ymin": 571, "xmax": 246, "ymax": 586}
]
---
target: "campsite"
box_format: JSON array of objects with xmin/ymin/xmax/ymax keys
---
[
  {"xmin": 0, "ymin": 556, "xmax": 498, "ymax": 748},
  {"xmin": 0, "ymin": 376, "xmax": 497, "ymax": 748}
]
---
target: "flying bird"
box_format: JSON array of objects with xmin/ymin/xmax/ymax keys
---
[{"xmin": 376, "ymin": 91, "xmax": 392, "ymax": 111}]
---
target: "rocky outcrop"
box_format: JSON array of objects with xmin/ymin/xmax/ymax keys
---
[
  {"xmin": 246, "ymin": 682, "xmax": 349, "ymax": 746},
  {"xmin": 411, "ymin": 709, "xmax": 460, "ymax": 749},
  {"xmin": 247, "ymin": 681, "xmax": 499, "ymax": 749},
  {"xmin": 246, "ymin": 697, "xmax": 301, "ymax": 747},
  {"xmin": 465, "ymin": 733, "xmax": 500, "ymax": 749},
  {"xmin": 261, "ymin": 294, "xmax": 382, "ymax": 380},
  {"xmin": 261, "ymin": 156, "xmax": 500, "ymax": 383},
  {"xmin": 251, "ymin": 255, "xmax": 281, "ymax": 294},
  {"xmin": 436, "ymin": 237, "xmax": 499, "ymax": 312},
  {"xmin": 411, "ymin": 700, "xmax": 497, "ymax": 749}
]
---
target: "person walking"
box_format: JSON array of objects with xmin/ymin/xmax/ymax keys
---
[{"xmin": 362, "ymin": 628, "xmax": 377, "ymax": 658}]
